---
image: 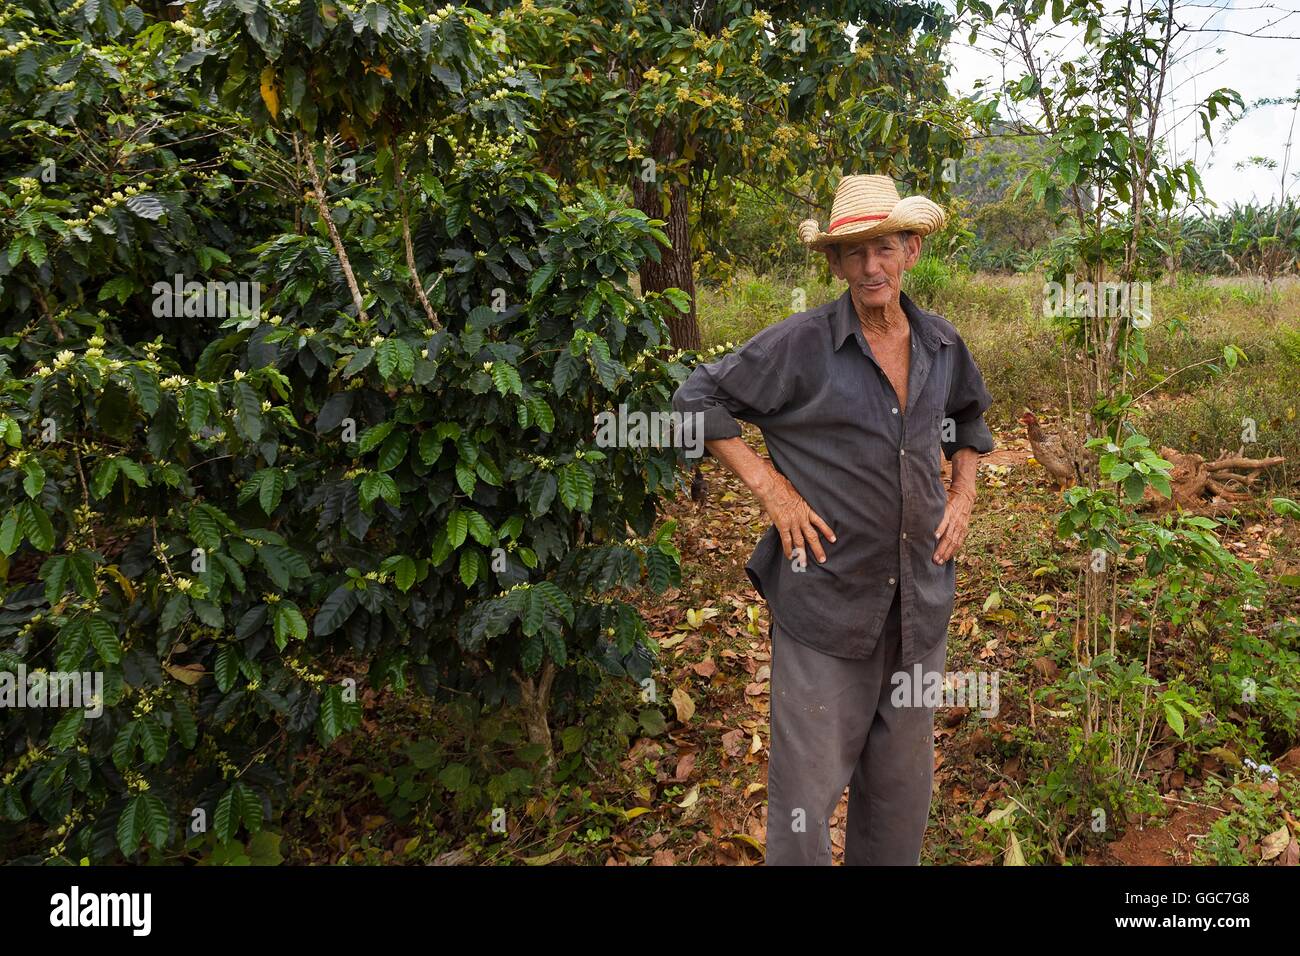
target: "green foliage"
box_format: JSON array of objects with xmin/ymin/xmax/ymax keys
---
[
  {"xmin": 901, "ymin": 254, "xmax": 953, "ymax": 304},
  {"xmin": 502, "ymin": 0, "xmax": 964, "ymax": 200},
  {"xmin": 1208, "ymin": 617, "xmax": 1300, "ymax": 750},
  {"xmin": 0, "ymin": 1, "xmax": 687, "ymax": 862},
  {"xmin": 1192, "ymin": 769, "xmax": 1300, "ymax": 865},
  {"xmin": 1167, "ymin": 200, "xmax": 1300, "ymax": 278}
]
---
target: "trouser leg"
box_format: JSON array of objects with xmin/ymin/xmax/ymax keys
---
[
  {"xmin": 843, "ymin": 592, "xmax": 947, "ymax": 865},
  {"xmin": 765, "ymin": 621, "xmax": 880, "ymax": 866}
]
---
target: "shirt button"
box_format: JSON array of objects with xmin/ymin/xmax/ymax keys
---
[
  {"xmin": 902, "ymin": 532, "xmax": 908, "ymax": 540},
  {"xmin": 900, "ymin": 448, "xmax": 906, "ymax": 456},
  {"xmin": 892, "ymin": 407, "xmax": 898, "ymax": 414},
  {"xmin": 889, "ymin": 577, "xmax": 896, "ymax": 585}
]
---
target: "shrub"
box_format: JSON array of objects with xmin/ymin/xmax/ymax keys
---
[{"xmin": 0, "ymin": 0, "xmax": 689, "ymax": 862}]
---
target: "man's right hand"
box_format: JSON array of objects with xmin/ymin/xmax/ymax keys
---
[{"xmin": 756, "ymin": 470, "xmax": 836, "ymax": 563}]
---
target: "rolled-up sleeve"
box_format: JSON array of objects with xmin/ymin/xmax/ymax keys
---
[
  {"xmin": 941, "ymin": 335, "xmax": 995, "ymax": 460},
  {"xmin": 672, "ymin": 335, "xmax": 790, "ymax": 446}
]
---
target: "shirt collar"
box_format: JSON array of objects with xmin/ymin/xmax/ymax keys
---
[{"xmin": 831, "ymin": 288, "xmax": 954, "ymax": 353}]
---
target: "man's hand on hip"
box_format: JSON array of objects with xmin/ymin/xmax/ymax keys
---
[
  {"xmin": 702, "ymin": 436, "xmax": 836, "ymax": 564},
  {"xmin": 757, "ymin": 470, "xmax": 836, "ymax": 563}
]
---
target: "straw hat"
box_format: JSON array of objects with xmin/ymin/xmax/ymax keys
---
[{"xmin": 798, "ymin": 174, "xmax": 946, "ymax": 250}]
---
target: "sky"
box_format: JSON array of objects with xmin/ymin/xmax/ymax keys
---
[{"xmin": 941, "ymin": 0, "xmax": 1300, "ymax": 209}]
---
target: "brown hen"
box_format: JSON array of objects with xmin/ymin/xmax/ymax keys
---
[{"xmin": 1020, "ymin": 411, "xmax": 1092, "ymax": 489}]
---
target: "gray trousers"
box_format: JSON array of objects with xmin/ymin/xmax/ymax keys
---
[{"xmin": 765, "ymin": 589, "xmax": 946, "ymax": 865}]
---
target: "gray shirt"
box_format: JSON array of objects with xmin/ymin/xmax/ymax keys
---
[{"xmin": 672, "ymin": 288, "xmax": 995, "ymax": 666}]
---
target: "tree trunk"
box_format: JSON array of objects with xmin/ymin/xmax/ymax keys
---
[
  {"xmin": 515, "ymin": 659, "xmax": 557, "ymax": 787},
  {"xmin": 631, "ymin": 131, "xmax": 701, "ymax": 351}
]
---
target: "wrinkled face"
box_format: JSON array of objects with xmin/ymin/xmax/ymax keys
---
[{"xmin": 825, "ymin": 231, "xmax": 922, "ymax": 314}]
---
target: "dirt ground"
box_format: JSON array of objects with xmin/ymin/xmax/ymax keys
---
[{"xmin": 616, "ymin": 418, "xmax": 1298, "ymax": 865}]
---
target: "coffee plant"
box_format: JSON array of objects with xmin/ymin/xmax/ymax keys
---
[{"xmin": 0, "ymin": 0, "xmax": 692, "ymax": 862}]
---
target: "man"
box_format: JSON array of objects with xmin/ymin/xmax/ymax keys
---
[{"xmin": 671, "ymin": 174, "xmax": 995, "ymax": 865}]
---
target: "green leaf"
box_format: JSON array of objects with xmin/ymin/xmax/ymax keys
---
[
  {"xmin": 39, "ymin": 555, "xmax": 71, "ymax": 605},
  {"xmin": 257, "ymin": 468, "xmax": 285, "ymax": 515},
  {"xmin": 215, "ymin": 646, "xmax": 240, "ymax": 694},
  {"xmin": 318, "ymin": 684, "xmax": 346, "ymax": 741},
  {"xmin": 130, "ymin": 366, "xmax": 162, "ymax": 416},
  {"xmin": 214, "ymin": 787, "xmax": 238, "ymax": 842},
  {"xmin": 521, "ymin": 589, "xmax": 545, "ymax": 636},
  {"xmin": 418, "ymin": 430, "xmax": 444, "ymax": 465},
  {"xmin": 98, "ymin": 276, "xmax": 137, "ymax": 304},
  {"xmin": 393, "ymin": 556, "xmax": 417, "ymax": 592},
  {"xmin": 527, "ymin": 261, "xmax": 557, "ymax": 295},
  {"xmin": 459, "ymin": 548, "xmax": 479, "ymax": 587},
  {"xmin": 376, "ymin": 339, "xmax": 416, "ymax": 382},
  {"xmin": 116, "ymin": 458, "xmax": 148, "ymax": 488},
  {"xmin": 344, "ymin": 347, "xmax": 375, "ymax": 378},
  {"xmin": 314, "ymin": 586, "xmax": 358, "ymax": 636},
  {"xmin": 1271, "ymin": 497, "xmax": 1300, "ymax": 519},
  {"xmin": 0, "ymin": 511, "xmax": 19, "ymax": 556},
  {"xmin": 439, "ymin": 763, "xmax": 471, "ymax": 792},
  {"xmin": 115, "ymin": 795, "xmax": 146, "ymax": 858},
  {"xmin": 189, "ymin": 504, "xmax": 224, "ymax": 551},
  {"xmin": 231, "ymin": 380, "xmax": 264, "ymax": 441},
  {"xmin": 360, "ymin": 472, "xmax": 398, "ymax": 509},
  {"xmin": 527, "ymin": 472, "xmax": 556, "ymax": 516},
  {"xmin": 19, "ymin": 502, "xmax": 55, "ymax": 552},
  {"xmin": 112, "ymin": 721, "xmax": 137, "ymax": 772},
  {"xmin": 557, "ymin": 462, "xmax": 594, "ymax": 511},
  {"xmin": 68, "ymin": 552, "xmax": 96, "ymax": 596},
  {"xmin": 274, "ymin": 602, "xmax": 308, "ymax": 649},
  {"xmin": 174, "ymin": 697, "xmax": 198, "ymax": 749},
  {"xmin": 92, "ymin": 459, "xmax": 120, "ymax": 499},
  {"xmin": 21, "ymin": 460, "xmax": 45, "ymax": 498},
  {"xmin": 186, "ymin": 387, "xmax": 211, "ymax": 435},
  {"xmin": 446, "ymin": 510, "xmax": 468, "ymax": 548},
  {"xmin": 464, "ymin": 510, "xmax": 493, "ymax": 546},
  {"xmin": 376, "ymin": 431, "xmax": 409, "ymax": 472},
  {"xmin": 87, "ymin": 616, "xmax": 122, "ymax": 664},
  {"xmin": 160, "ymin": 592, "xmax": 190, "ymax": 633},
  {"xmin": 138, "ymin": 716, "xmax": 167, "ymax": 762},
  {"xmin": 455, "ymin": 460, "xmax": 477, "ymax": 496},
  {"xmin": 490, "ymin": 362, "xmax": 523, "ymax": 397},
  {"xmin": 236, "ymin": 781, "xmax": 263, "ymax": 834},
  {"xmin": 1163, "ymin": 702, "xmax": 1185, "ymax": 738},
  {"xmin": 356, "ymin": 420, "xmax": 394, "ymax": 453},
  {"xmin": 117, "ymin": 792, "xmax": 169, "ymax": 858},
  {"xmin": 49, "ymin": 708, "xmax": 85, "ymax": 750},
  {"xmin": 661, "ymin": 288, "xmax": 691, "ymax": 314},
  {"xmin": 125, "ymin": 194, "xmax": 165, "ymax": 220},
  {"xmin": 639, "ymin": 708, "xmax": 667, "ymax": 736},
  {"xmin": 429, "ymin": 529, "xmax": 453, "ymax": 566},
  {"xmin": 522, "ymin": 397, "xmax": 553, "ymax": 433},
  {"xmin": 247, "ymin": 830, "xmax": 283, "ymax": 865}
]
